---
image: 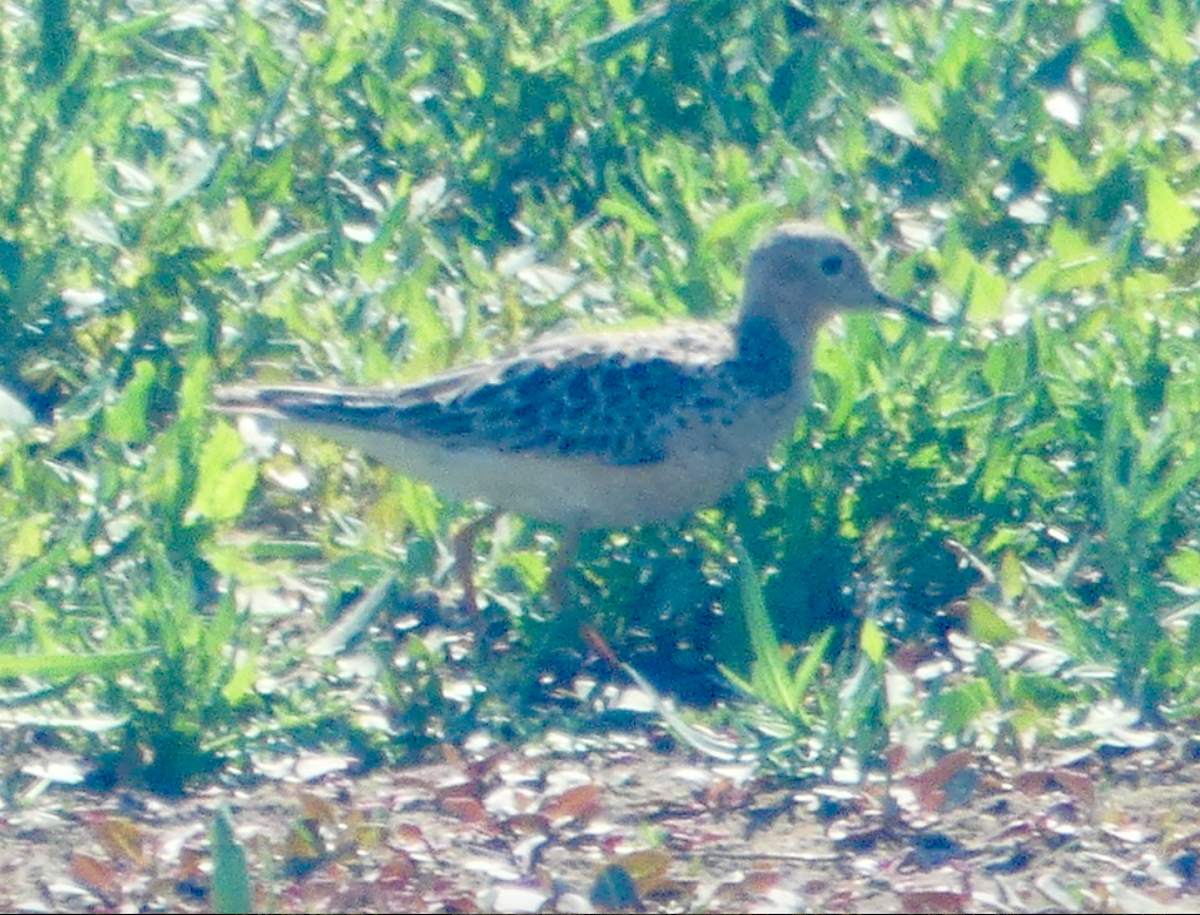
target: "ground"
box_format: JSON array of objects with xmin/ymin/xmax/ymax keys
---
[{"xmin": 6, "ymin": 727, "xmax": 1200, "ymax": 913}]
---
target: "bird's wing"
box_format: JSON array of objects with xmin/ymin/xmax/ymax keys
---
[{"xmin": 216, "ymin": 324, "xmax": 736, "ymax": 466}]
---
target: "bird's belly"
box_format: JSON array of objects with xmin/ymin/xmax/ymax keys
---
[{"xmin": 294, "ymin": 421, "xmax": 769, "ymax": 530}]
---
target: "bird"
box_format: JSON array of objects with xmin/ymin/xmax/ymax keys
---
[{"xmin": 215, "ymin": 221, "xmax": 936, "ymax": 611}]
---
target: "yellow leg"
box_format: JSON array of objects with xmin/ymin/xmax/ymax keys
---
[
  {"xmin": 548, "ymin": 526, "xmax": 581, "ymax": 610},
  {"xmin": 451, "ymin": 509, "xmax": 500, "ymax": 613}
]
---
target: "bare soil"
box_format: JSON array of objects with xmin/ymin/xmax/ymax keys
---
[{"xmin": 6, "ymin": 729, "xmax": 1200, "ymax": 913}]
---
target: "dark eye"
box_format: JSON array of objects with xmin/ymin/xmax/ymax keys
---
[{"xmin": 820, "ymin": 255, "xmax": 843, "ymax": 276}]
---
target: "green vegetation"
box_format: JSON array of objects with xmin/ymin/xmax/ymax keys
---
[{"xmin": 3, "ymin": 0, "xmax": 1200, "ymax": 792}]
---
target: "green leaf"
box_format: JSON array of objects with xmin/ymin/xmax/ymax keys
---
[
  {"xmin": 733, "ymin": 543, "xmax": 794, "ymax": 714},
  {"xmin": 998, "ymin": 550, "xmax": 1025, "ymax": 603},
  {"xmin": 462, "ymin": 64, "xmax": 485, "ymax": 97},
  {"xmin": 8, "ymin": 512, "xmax": 52, "ymax": 564},
  {"xmin": 0, "ymin": 650, "xmax": 156, "ymax": 678},
  {"xmin": 178, "ymin": 355, "xmax": 213, "ymax": 433},
  {"xmin": 1046, "ymin": 219, "xmax": 1111, "ymax": 288},
  {"xmin": 210, "ymin": 806, "xmax": 254, "ymax": 915},
  {"xmin": 396, "ymin": 477, "xmax": 442, "ymax": 540},
  {"xmin": 727, "ymin": 543, "xmax": 833, "ymax": 721},
  {"xmin": 1166, "ymin": 547, "xmax": 1200, "ymax": 587},
  {"xmin": 187, "ymin": 423, "xmax": 258, "ymax": 523},
  {"xmin": 933, "ymin": 12, "xmax": 986, "ymax": 91},
  {"xmin": 699, "ymin": 202, "xmax": 777, "ymax": 252},
  {"xmin": 104, "ymin": 361, "xmax": 157, "ymax": 445},
  {"xmin": 598, "ymin": 191, "xmax": 662, "ymax": 238},
  {"xmin": 966, "ymin": 596, "xmax": 1018, "ymax": 645},
  {"xmin": 933, "ymin": 679, "xmax": 995, "ymax": 733},
  {"xmin": 1136, "ymin": 439, "xmax": 1200, "ymax": 526},
  {"xmin": 1010, "ymin": 673, "xmax": 1075, "ymax": 710},
  {"xmin": 1144, "ymin": 168, "xmax": 1199, "ymax": 246},
  {"xmin": 63, "ymin": 145, "xmax": 100, "ymax": 204},
  {"xmin": 1039, "ymin": 135, "xmax": 1094, "ymax": 194},
  {"xmin": 860, "ymin": 618, "xmax": 886, "ymax": 664}
]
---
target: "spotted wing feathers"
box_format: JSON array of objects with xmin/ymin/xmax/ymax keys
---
[{"xmin": 218, "ymin": 326, "xmax": 743, "ymax": 466}]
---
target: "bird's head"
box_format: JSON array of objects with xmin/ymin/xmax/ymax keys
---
[{"xmin": 743, "ymin": 222, "xmax": 934, "ymax": 330}]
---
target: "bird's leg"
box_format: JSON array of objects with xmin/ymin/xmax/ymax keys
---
[
  {"xmin": 452, "ymin": 508, "xmax": 501, "ymax": 613},
  {"xmin": 548, "ymin": 526, "xmax": 581, "ymax": 610}
]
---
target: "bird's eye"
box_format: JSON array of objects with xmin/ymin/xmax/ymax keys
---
[{"xmin": 820, "ymin": 255, "xmax": 843, "ymax": 276}]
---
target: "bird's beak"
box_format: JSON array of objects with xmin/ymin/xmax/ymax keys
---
[{"xmin": 876, "ymin": 291, "xmax": 941, "ymax": 325}]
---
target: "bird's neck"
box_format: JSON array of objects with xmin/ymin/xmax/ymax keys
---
[{"xmin": 733, "ymin": 313, "xmax": 813, "ymax": 399}]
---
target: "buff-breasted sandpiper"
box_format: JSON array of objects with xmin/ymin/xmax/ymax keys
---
[{"xmin": 216, "ymin": 222, "xmax": 935, "ymax": 609}]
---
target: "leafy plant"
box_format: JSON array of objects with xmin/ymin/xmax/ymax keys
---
[{"xmin": 2, "ymin": 0, "xmax": 1200, "ymax": 794}]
